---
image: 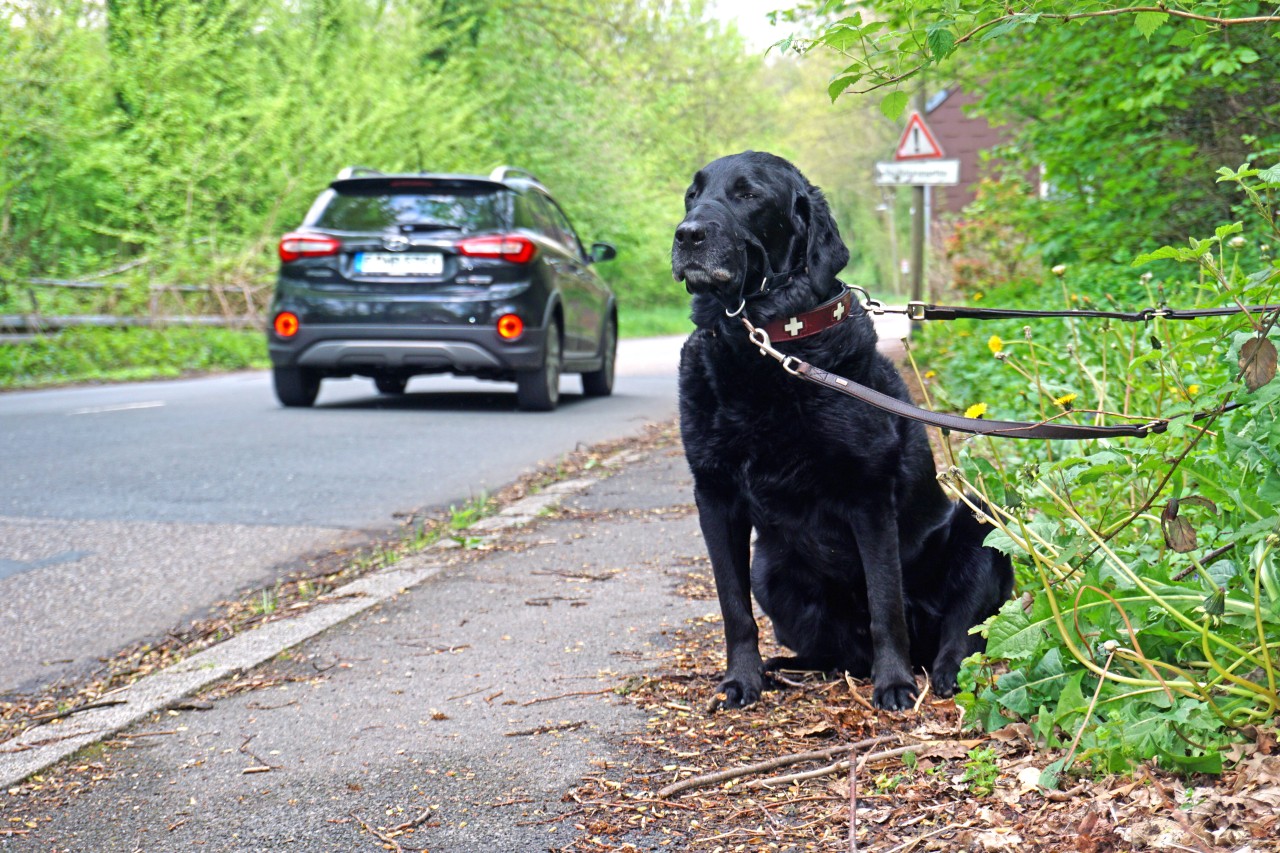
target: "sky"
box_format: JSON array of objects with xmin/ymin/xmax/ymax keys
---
[{"xmin": 709, "ymin": 0, "xmax": 789, "ymax": 51}]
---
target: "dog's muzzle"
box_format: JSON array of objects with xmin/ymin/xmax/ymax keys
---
[{"xmin": 671, "ymin": 201, "xmax": 742, "ymax": 293}]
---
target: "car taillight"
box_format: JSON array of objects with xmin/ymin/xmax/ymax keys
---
[
  {"xmin": 279, "ymin": 232, "xmax": 341, "ymax": 263},
  {"xmin": 496, "ymin": 314, "xmax": 524, "ymax": 340},
  {"xmin": 456, "ymin": 234, "xmax": 538, "ymax": 264},
  {"xmin": 274, "ymin": 311, "xmax": 300, "ymax": 338}
]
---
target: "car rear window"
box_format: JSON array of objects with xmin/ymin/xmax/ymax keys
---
[{"xmin": 314, "ymin": 186, "xmax": 509, "ymax": 233}]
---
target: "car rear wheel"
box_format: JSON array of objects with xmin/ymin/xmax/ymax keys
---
[
  {"xmin": 581, "ymin": 317, "xmax": 616, "ymax": 398},
  {"xmin": 516, "ymin": 321, "xmax": 561, "ymax": 411},
  {"xmin": 273, "ymin": 366, "xmax": 321, "ymax": 408},
  {"xmin": 374, "ymin": 376, "xmax": 408, "ymax": 395}
]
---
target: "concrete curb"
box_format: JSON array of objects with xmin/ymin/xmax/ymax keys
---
[{"xmin": 0, "ymin": 464, "xmax": 619, "ymax": 790}]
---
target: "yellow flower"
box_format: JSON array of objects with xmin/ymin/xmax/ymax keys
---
[
  {"xmin": 974, "ymin": 292, "xmax": 985, "ymax": 301},
  {"xmin": 924, "ymin": 370, "xmax": 937, "ymax": 379},
  {"xmin": 1054, "ymin": 393, "xmax": 1077, "ymax": 408},
  {"xmin": 965, "ymin": 402, "xmax": 988, "ymax": 419},
  {"xmin": 1187, "ymin": 384, "xmax": 1200, "ymax": 397},
  {"xmin": 987, "ymin": 335, "xmax": 1004, "ymax": 355}
]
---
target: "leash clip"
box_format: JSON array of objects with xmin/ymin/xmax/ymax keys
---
[{"xmin": 742, "ymin": 316, "xmax": 802, "ymax": 375}]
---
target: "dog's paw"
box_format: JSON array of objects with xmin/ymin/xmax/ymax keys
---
[
  {"xmin": 931, "ymin": 665, "xmax": 960, "ymax": 699},
  {"xmin": 708, "ymin": 675, "xmax": 762, "ymax": 711},
  {"xmin": 872, "ymin": 680, "xmax": 918, "ymax": 712}
]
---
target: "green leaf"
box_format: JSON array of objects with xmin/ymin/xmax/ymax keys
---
[
  {"xmin": 1214, "ymin": 221, "xmax": 1244, "ymax": 241},
  {"xmin": 819, "ymin": 23, "xmax": 862, "ymax": 52},
  {"xmin": 1255, "ymin": 542, "xmax": 1280, "ymax": 616},
  {"xmin": 1052, "ymin": 673, "xmax": 1087, "ymax": 733},
  {"xmin": 1132, "ymin": 245, "xmax": 1182, "ymax": 266},
  {"xmin": 828, "ymin": 75, "xmax": 856, "ymax": 102},
  {"xmin": 1134, "ymin": 12, "xmax": 1168, "ymax": 39},
  {"xmin": 995, "ymin": 669, "xmax": 1032, "ymax": 717},
  {"xmin": 926, "ymin": 25, "xmax": 955, "ymax": 60},
  {"xmin": 1039, "ymin": 757, "xmax": 1066, "ymax": 790},
  {"xmin": 985, "ymin": 599, "xmax": 1045, "ymax": 662},
  {"xmin": 880, "ymin": 89, "xmax": 910, "ymax": 121},
  {"xmin": 979, "ymin": 13, "xmax": 1041, "ymax": 43}
]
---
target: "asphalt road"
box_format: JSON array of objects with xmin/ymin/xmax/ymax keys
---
[{"xmin": 0, "ymin": 337, "xmax": 683, "ymax": 695}]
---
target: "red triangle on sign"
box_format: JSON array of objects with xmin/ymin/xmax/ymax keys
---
[{"xmin": 894, "ymin": 112, "xmax": 945, "ymax": 161}]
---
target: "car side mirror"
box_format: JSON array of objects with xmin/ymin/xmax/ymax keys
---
[{"xmin": 590, "ymin": 242, "xmax": 617, "ymax": 263}]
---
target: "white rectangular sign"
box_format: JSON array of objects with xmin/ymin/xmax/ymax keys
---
[{"xmin": 874, "ymin": 160, "xmax": 961, "ymax": 186}]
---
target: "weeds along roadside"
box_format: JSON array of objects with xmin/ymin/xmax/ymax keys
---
[{"xmin": 910, "ymin": 165, "xmax": 1280, "ymax": 784}]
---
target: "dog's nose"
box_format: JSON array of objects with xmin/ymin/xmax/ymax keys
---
[{"xmin": 675, "ymin": 220, "xmax": 706, "ymax": 247}]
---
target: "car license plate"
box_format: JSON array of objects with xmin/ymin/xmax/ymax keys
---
[{"xmin": 355, "ymin": 252, "xmax": 444, "ymax": 276}]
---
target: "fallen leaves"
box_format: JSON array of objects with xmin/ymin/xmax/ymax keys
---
[{"xmin": 548, "ymin": 572, "xmax": 1280, "ymax": 853}]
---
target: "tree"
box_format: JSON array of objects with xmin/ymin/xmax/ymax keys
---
[{"xmin": 775, "ymin": 1, "xmax": 1280, "ymax": 261}]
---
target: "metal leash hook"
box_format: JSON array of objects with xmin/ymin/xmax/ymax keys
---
[
  {"xmin": 741, "ymin": 316, "xmax": 803, "ymax": 375},
  {"xmin": 848, "ymin": 284, "xmax": 928, "ymax": 320}
]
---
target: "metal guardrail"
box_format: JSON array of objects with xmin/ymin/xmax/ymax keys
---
[
  {"xmin": 0, "ymin": 275, "xmax": 269, "ymax": 341},
  {"xmin": 0, "ymin": 315, "xmax": 259, "ymax": 338}
]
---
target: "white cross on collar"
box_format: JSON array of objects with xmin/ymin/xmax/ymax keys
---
[
  {"xmin": 833, "ymin": 301, "xmax": 845, "ymax": 321},
  {"xmin": 784, "ymin": 317, "xmax": 805, "ymax": 336}
]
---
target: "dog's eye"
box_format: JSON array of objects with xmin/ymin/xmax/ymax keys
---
[{"xmin": 736, "ymin": 191, "xmax": 756, "ymax": 200}]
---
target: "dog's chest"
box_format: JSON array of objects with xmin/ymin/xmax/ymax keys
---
[{"xmin": 692, "ymin": 373, "xmax": 869, "ymax": 503}]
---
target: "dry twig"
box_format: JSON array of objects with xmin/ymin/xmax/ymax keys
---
[
  {"xmin": 521, "ymin": 687, "xmax": 617, "ymax": 706},
  {"xmin": 656, "ymin": 736, "xmax": 895, "ymax": 799},
  {"xmin": 745, "ymin": 743, "xmax": 933, "ymax": 790}
]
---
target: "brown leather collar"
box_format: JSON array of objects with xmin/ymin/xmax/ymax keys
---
[{"xmin": 759, "ymin": 288, "xmax": 853, "ymax": 342}]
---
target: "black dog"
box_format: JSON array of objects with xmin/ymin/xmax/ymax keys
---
[{"xmin": 672, "ymin": 151, "xmax": 1012, "ymax": 711}]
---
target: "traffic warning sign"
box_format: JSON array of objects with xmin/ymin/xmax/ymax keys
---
[{"xmin": 894, "ymin": 111, "xmax": 945, "ymax": 161}]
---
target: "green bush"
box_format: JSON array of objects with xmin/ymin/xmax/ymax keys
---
[
  {"xmin": 0, "ymin": 327, "xmax": 268, "ymax": 388},
  {"xmin": 915, "ymin": 165, "xmax": 1280, "ymax": 781}
]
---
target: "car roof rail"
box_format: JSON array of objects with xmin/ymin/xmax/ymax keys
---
[
  {"xmin": 335, "ymin": 165, "xmax": 385, "ymax": 181},
  {"xmin": 488, "ymin": 166, "xmax": 542, "ymax": 186}
]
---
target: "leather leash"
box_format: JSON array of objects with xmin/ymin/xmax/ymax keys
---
[
  {"xmin": 857, "ymin": 293, "xmax": 1280, "ymax": 324},
  {"xmin": 736, "ymin": 286, "xmax": 1264, "ymax": 441}
]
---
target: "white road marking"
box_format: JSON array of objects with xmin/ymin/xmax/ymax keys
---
[{"xmin": 67, "ymin": 401, "xmax": 165, "ymax": 416}]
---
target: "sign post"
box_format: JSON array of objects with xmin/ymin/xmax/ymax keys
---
[{"xmin": 874, "ymin": 105, "xmax": 955, "ymax": 304}]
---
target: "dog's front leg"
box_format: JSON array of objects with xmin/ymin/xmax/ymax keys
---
[
  {"xmin": 851, "ymin": 502, "xmax": 918, "ymax": 711},
  {"xmin": 695, "ymin": 485, "xmax": 760, "ymax": 710}
]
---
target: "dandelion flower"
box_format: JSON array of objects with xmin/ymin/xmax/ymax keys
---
[
  {"xmin": 988, "ymin": 335, "xmax": 1004, "ymax": 355},
  {"xmin": 965, "ymin": 402, "xmax": 988, "ymax": 419},
  {"xmin": 1054, "ymin": 393, "xmax": 1077, "ymax": 409}
]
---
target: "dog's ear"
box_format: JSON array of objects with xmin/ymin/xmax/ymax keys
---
[{"xmin": 793, "ymin": 181, "xmax": 849, "ymax": 284}]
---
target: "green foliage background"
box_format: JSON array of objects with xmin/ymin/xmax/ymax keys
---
[{"xmin": 0, "ymin": 0, "xmax": 899, "ymax": 315}]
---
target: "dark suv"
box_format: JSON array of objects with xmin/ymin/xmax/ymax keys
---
[{"xmin": 267, "ymin": 166, "xmax": 618, "ymax": 411}]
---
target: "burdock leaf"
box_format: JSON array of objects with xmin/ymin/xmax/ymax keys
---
[{"xmin": 1240, "ymin": 337, "xmax": 1277, "ymax": 392}]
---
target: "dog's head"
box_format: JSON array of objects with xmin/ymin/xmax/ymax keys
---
[{"xmin": 671, "ymin": 151, "xmax": 849, "ymax": 300}]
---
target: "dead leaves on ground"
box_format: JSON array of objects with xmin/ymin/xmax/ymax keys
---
[{"xmin": 551, "ymin": 607, "xmax": 1280, "ymax": 852}]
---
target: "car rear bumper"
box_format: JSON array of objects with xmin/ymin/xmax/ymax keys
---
[{"xmin": 268, "ymin": 324, "xmax": 548, "ymax": 374}]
